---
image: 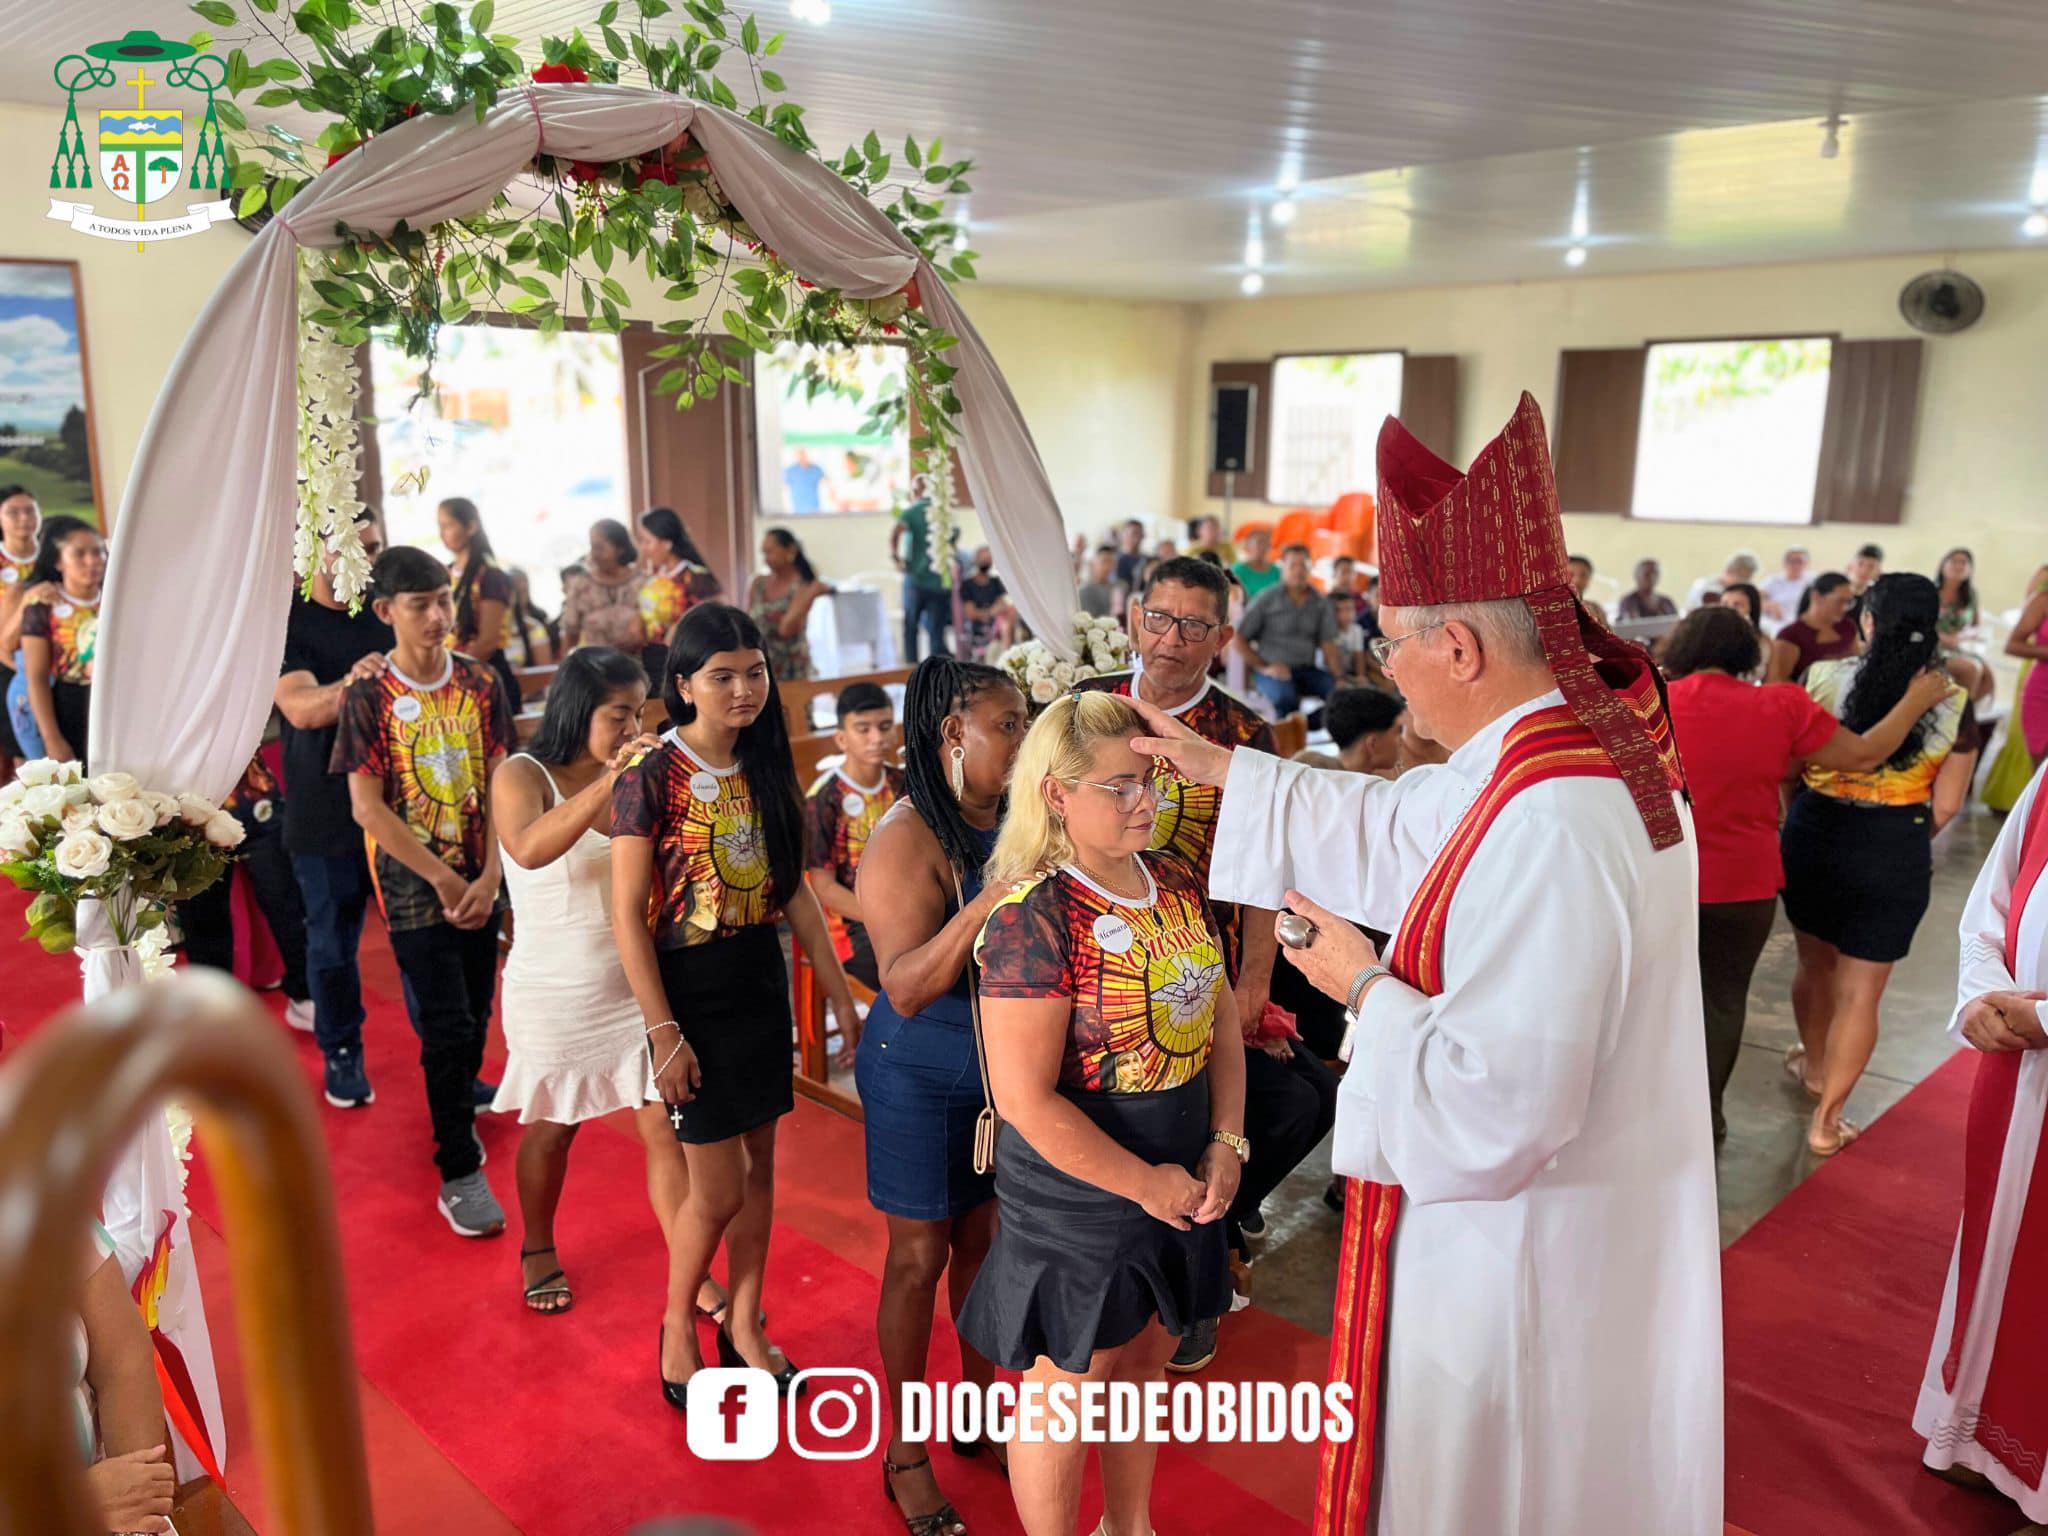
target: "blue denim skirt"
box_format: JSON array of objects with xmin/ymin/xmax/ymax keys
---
[{"xmin": 854, "ymin": 987, "xmax": 996, "ymax": 1221}]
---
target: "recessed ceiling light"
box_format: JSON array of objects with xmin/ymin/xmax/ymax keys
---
[
  {"xmin": 1240, "ymin": 271, "xmax": 1265, "ymax": 296},
  {"xmin": 1270, "ymin": 199, "xmax": 1297, "ymax": 227},
  {"xmin": 1564, "ymin": 245, "xmax": 1588, "ymax": 268},
  {"xmin": 2024, "ymin": 211, "xmax": 2048, "ymax": 239}
]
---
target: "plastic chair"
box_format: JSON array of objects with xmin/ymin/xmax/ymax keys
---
[
  {"xmin": 1274, "ymin": 509, "xmax": 1321, "ymax": 551},
  {"xmin": 1231, "ymin": 519, "xmax": 1276, "ymax": 550}
]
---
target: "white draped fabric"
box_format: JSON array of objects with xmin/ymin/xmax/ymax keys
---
[
  {"xmin": 1210, "ymin": 692, "xmax": 1724, "ymax": 1536},
  {"xmin": 89, "ymin": 82, "xmax": 1075, "ymax": 798},
  {"xmin": 1915, "ymin": 763, "xmax": 2048, "ymax": 1518}
]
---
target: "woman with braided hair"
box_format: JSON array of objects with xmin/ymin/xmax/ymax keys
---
[{"xmin": 853, "ymin": 655, "xmax": 1028, "ymax": 1536}]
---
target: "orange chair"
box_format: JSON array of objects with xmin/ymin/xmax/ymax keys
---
[
  {"xmin": 1273, "ymin": 508, "xmax": 1322, "ymax": 552},
  {"xmin": 1329, "ymin": 491, "xmax": 1375, "ymax": 564},
  {"xmin": 1232, "ymin": 518, "xmax": 1276, "ymax": 550},
  {"xmin": 1310, "ymin": 528, "xmax": 1370, "ymax": 568}
]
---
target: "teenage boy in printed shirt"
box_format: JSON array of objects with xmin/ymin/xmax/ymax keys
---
[
  {"xmin": 805, "ymin": 681, "xmax": 904, "ymax": 994},
  {"xmin": 332, "ymin": 546, "xmax": 514, "ymax": 1239}
]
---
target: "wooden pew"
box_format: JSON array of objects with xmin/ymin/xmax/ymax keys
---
[
  {"xmin": 0, "ymin": 974, "xmax": 372, "ymax": 1534},
  {"xmin": 780, "ymin": 665, "xmax": 914, "ymax": 738},
  {"xmin": 512, "ymin": 663, "xmax": 556, "ymax": 702},
  {"xmin": 1271, "ymin": 713, "xmax": 1309, "ymax": 759}
]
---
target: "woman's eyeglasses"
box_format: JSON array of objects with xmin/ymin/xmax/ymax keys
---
[
  {"xmin": 1071, "ymin": 779, "xmax": 1167, "ymax": 813},
  {"xmin": 1140, "ymin": 608, "xmax": 1220, "ymax": 644}
]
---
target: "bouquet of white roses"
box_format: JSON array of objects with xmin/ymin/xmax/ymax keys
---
[
  {"xmin": 0, "ymin": 759, "xmax": 243, "ymax": 954},
  {"xmin": 993, "ymin": 613, "xmax": 1133, "ymax": 708}
]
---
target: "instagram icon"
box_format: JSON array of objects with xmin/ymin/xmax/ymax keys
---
[{"xmin": 786, "ymin": 1369, "xmax": 882, "ymax": 1459}]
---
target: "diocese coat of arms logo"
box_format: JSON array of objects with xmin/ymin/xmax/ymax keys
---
[{"xmin": 47, "ymin": 30, "xmax": 232, "ymax": 249}]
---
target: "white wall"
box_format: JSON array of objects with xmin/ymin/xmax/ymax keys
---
[{"xmin": 1188, "ymin": 249, "xmax": 2048, "ymax": 614}]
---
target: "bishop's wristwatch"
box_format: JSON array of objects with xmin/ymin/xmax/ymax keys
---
[
  {"xmin": 1345, "ymin": 963, "xmax": 1393, "ymax": 1023},
  {"xmin": 1210, "ymin": 1130, "xmax": 1251, "ymax": 1163}
]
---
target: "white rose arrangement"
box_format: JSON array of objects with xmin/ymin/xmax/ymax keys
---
[
  {"xmin": 0, "ymin": 758, "xmax": 240, "ymax": 954},
  {"xmin": 992, "ymin": 612, "xmax": 1134, "ymax": 712}
]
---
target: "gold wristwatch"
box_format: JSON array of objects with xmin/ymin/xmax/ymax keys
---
[{"xmin": 1210, "ymin": 1130, "xmax": 1251, "ymax": 1163}]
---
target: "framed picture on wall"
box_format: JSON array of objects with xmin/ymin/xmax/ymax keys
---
[{"xmin": 0, "ymin": 258, "xmax": 104, "ymax": 524}]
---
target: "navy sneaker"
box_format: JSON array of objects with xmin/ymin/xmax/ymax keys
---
[
  {"xmin": 323, "ymin": 1048, "xmax": 373, "ymax": 1109},
  {"xmin": 472, "ymin": 1076, "xmax": 500, "ymax": 1109}
]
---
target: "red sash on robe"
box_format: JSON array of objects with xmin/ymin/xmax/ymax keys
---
[
  {"xmin": 1313, "ymin": 705, "xmax": 1649, "ymax": 1535},
  {"xmin": 1939, "ymin": 775, "xmax": 2048, "ymax": 1492}
]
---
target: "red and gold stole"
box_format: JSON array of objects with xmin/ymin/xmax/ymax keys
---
[
  {"xmin": 1939, "ymin": 772, "xmax": 2048, "ymax": 1488},
  {"xmin": 1314, "ymin": 704, "xmax": 1630, "ymax": 1536}
]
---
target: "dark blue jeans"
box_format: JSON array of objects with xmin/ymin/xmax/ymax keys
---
[
  {"xmin": 1250, "ymin": 665, "xmax": 1336, "ymax": 718},
  {"xmin": 389, "ymin": 918, "xmax": 501, "ymax": 1180},
  {"xmin": 291, "ymin": 850, "xmax": 372, "ymax": 1057},
  {"xmin": 902, "ymin": 578, "xmax": 952, "ymax": 663}
]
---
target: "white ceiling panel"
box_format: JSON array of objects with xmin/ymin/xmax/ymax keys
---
[{"xmin": 10, "ymin": 0, "xmax": 2048, "ymax": 295}]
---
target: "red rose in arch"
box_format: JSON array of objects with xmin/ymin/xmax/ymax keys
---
[{"xmin": 531, "ymin": 63, "xmax": 589, "ymax": 84}]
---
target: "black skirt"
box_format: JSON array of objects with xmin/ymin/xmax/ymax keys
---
[
  {"xmin": 1779, "ymin": 789, "xmax": 1934, "ymax": 963},
  {"xmin": 656, "ymin": 924, "xmax": 795, "ymax": 1144},
  {"xmin": 957, "ymin": 1072, "xmax": 1230, "ymax": 1373}
]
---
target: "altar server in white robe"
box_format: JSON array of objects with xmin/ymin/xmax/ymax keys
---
[
  {"xmin": 1914, "ymin": 757, "xmax": 2048, "ymax": 1520},
  {"xmin": 1132, "ymin": 393, "xmax": 1723, "ymax": 1536}
]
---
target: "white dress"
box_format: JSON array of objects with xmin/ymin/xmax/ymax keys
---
[
  {"xmin": 1210, "ymin": 690, "xmax": 1724, "ymax": 1536},
  {"xmin": 490, "ymin": 754, "xmax": 655, "ymax": 1124}
]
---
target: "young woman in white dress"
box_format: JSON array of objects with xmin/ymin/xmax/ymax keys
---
[{"xmin": 490, "ymin": 646, "xmax": 709, "ymax": 1316}]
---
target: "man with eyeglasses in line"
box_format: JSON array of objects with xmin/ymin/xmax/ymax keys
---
[{"xmin": 1081, "ymin": 554, "xmax": 1340, "ymax": 1373}]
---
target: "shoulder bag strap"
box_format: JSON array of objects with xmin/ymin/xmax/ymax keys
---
[{"xmin": 953, "ymin": 863, "xmax": 999, "ymax": 1176}]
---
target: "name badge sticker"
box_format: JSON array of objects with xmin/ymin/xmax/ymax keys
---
[
  {"xmin": 391, "ymin": 694, "xmax": 423, "ymax": 723},
  {"xmin": 689, "ymin": 769, "xmax": 722, "ymax": 802},
  {"xmin": 842, "ymin": 791, "xmax": 865, "ymax": 817},
  {"xmin": 1092, "ymin": 912, "xmax": 1136, "ymax": 956}
]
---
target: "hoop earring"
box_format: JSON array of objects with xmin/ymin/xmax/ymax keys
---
[{"xmin": 949, "ymin": 746, "xmax": 966, "ymax": 796}]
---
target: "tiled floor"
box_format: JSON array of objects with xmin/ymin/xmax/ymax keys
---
[{"xmin": 1242, "ymin": 801, "xmax": 2005, "ymax": 1332}]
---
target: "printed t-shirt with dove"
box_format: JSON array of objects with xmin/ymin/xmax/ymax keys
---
[
  {"xmin": 639, "ymin": 561, "xmax": 720, "ymax": 642},
  {"xmin": 975, "ymin": 851, "xmax": 1223, "ymax": 1095},
  {"xmin": 1078, "ymin": 673, "xmax": 1274, "ymax": 974},
  {"xmin": 612, "ymin": 734, "xmax": 781, "ymax": 949},
  {"xmin": 805, "ymin": 763, "xmax": 905, "ymax": 896},
  {"xmin": 330, "ymin": 653, "xmax": 511, "ymax": 931},
  {"xmin": 21, "ymin": 595, "xmax": 100, "ymax": 685}
]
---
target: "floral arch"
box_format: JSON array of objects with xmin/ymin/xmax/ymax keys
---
[{"xmin": 91, "ymin": 3, "xmax": 1079, "ymax": 809}]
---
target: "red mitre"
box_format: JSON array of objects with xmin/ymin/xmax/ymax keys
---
[{"xmin": 1376, "ymin": 391, "xmax": 1686, "ymax": 850}]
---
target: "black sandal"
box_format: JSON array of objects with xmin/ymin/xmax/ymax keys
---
[
  {"xmin": 883, "ymin": 1454, "xmax": 966, "ymax": 1536},
  {"xmin": 520, "ymin": 1245, "xmax": 572, "ymax": 1315},
  {"xmin": 696, "ymin": 1287, "xmax": 768, "ymax": 1330}
]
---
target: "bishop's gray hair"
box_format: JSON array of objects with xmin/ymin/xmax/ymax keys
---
[{"xmin": 1397, "ymin": 598, "xmax": 1547, "ymax": 668}]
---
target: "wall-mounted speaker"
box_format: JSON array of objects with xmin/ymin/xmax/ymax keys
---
[{"xmin": 1211, "ymin": 382, "xmax": 1256, "ymax": 476}]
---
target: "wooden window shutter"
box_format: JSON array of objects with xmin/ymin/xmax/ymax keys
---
[
  {"xmin": 1811, "ymin": 339, "xmax": 1922, "ymax": 525},
  {"xmin": 1206, "ymin": 359, "xmax": 1272, "ymax": 500},
  {"xmin": 1551, "ymin": 347, "xmax": 1647, "ymax": 514},
  {"xmin": 622, "ymin": 329, "xmax": 754, "ymax": 593},
  {"xmin": 1397, "ymin": 355, "xmax": 1459, "ymax": 460}
]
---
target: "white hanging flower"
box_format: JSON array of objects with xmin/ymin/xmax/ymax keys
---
[
  {"xmin": 1051, "ymin": 660, "xmax": 1077, "ymax": 688},
  {"xmin": 136, "ymin": 924, "xmax": 174, "ymax": 983},
  {"xmin": 203, "ymin": 812, "xmax": 247, "ymax": 850},
  {"xmin": 1029, "ymin": 677, "xmax": 1058, "ymax": 704},
  {"xmin": 296, "ymin": 251, "xmax": 370, "ymax": 609},
  {"xmin": 96, "ymin": 797, "xmax": 158, "ymax": 841},
  {"xmin": 52, "ymin": 828, "xmax": 114, "ymax": 880},
  {"xmin": 87, "ymin": 771, "xmax": 141, "ymax": 804}
]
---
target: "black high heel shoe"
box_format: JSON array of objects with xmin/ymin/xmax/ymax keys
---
[
  {"xmin": 716, "ymin": 1323, "xmax": 805, "ymax": 1396},
  {"xmin": 659, "ymin": 1324, "xmax": 690, "ymax": 1415}
]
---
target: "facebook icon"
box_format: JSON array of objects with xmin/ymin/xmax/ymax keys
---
[{"xmin": 685, "ymin": 1368, "xmax": 778, "ymax": 1460}]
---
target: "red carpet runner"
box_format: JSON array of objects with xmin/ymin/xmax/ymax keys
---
[
  {"xmin": 1721, "ymin": 1049, "xmax": 2031, "ymax": 1536},
  {"xmin": 1, "ymin": 883, "xmax": 1322, "ymax": 1534}
]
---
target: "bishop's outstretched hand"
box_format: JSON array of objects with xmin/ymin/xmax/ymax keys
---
[{"xmin": 1126, "ymin": 694, "xmax": 1233, "ymax": 789}]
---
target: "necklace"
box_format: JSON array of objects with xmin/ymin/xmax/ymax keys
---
[{"xmin": 1074, "ymin": 855, "xmax": 1147, "ymax": 901}]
